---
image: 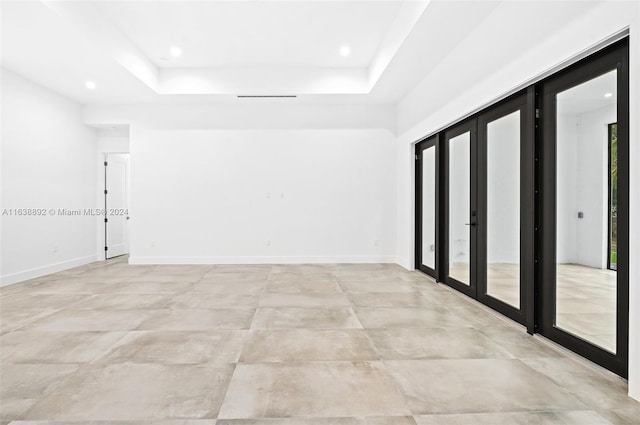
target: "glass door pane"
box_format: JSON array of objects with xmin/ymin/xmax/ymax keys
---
[
  {"xmin": 422, "ymin": 146, "xmax": 436, "ymax": 269},
  {"xmin": 555, "ymin": 70, "xmax": 617, "ymax": 353},
  {"xmin": 448, "ymin": 131, "xmax": 471, "ymax": 285},
  {"xmin": 608, "ymin": 123, "xmax": 618, "ymax": 271},
  {"xmin": 486, "ymin": 111, "xmax": 521, "ymax": 308}
]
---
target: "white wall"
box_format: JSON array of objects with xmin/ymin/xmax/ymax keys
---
[
  {"xmin": 576, "ymin": 105, "xmax": 615, "ymax": 269},
  {"xmin": 84, "ymin": 103, "xmax": 396, "ymax": 133},
  {"xmin": 556, "ymin": 112, "xmax": 580, "ymax": 264},
  {"xmin": 557, "ymin": 105, "xmax": 616, "ymax": 269},
  {"xmin": 0, "ymin": 70, "xmax": 97, "ymax": 285},
  {"xmin": 83, "ymin": 103, "xmax": 398, "ymax": 264},
  {"xmin": 557, "ymin": 105, "xmax": 615, "ymax": 268},
  {"xmin": 395, "ymin": 0, "xmax": 639, "ymax": 401},
  {"xmin": 128, "ymin": 128, "xmax": 396, "ymax": 264},
  {"xmin": 97, "ymin": 135, "xmax": 129, "ymax": 153}
]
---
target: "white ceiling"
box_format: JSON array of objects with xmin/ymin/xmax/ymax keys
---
[
  {"xmin": 2, "ymin": 0, "xmax": 434, "ymax": 101},
  {"xmin": 0, "ymin": 0, "xmax": 158, "ymax": 103},
  {"xmin": 96, "ymin": 1, "xmax": 403, "ymax": 68},
  {"xmin": 2, "ymin": 0, "xmax": 604, "ymax": 106},
  {"xmin": 2, "ymin": 0, "xmax": 465, "ymax": 103}
]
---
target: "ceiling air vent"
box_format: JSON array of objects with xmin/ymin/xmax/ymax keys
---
[{"xmin": 237, "ymin": 95, "xmax": 297, "ymax": 98}]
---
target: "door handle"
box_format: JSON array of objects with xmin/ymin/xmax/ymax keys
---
[{"xmin": 465, "ymin": 222, "xmax": 477, "ymax": 226}]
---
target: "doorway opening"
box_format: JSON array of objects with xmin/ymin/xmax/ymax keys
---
[{"xmin": 104, "ymin": 153, "xmax": 130, "ymax": 259}]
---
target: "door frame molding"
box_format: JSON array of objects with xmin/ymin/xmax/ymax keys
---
[
  {"xmin": 442, "ymin": 118, "xmax": 478, "ymax": 299},
  {"xmin": 538, "ymin": 38, "xmax": 629, "ymax": 377},
  {"xmin": 475, "ymin": 90, "xmax": 535, "ymax": 329},
  {"xmin": 412, "ymin": 37, "xmax": 629, "ymax": 378},
  {"xmin": 415, "ymin": 135, "xmax": 439, "ymax": 279}
]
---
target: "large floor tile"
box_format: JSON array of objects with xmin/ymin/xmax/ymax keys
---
[
  {"xmin": 0, "ymin": 398, "xmax": 39, "ymax": 421},
  {"xmin": 240, "ymin": 329, "xmax": 378, "ymax": 362},
  {"xmin": 217, "ymin": 362, "xmax": 410, "ymax": 419},
  {"xmin": 100, "ymin": 281, "xmax": 193, "ymax": 294},
  {"xmin": 23, "ymin": 363, "xmax": 234, "ymax": 420},
  {"xmin": 413, "ymin": 410, "xmax": 611, "ymax": 425},
  {"xmin": 191, "ymin": 280, "xmax": 266, "ymax": 295},
  {"xmin": 100, "ymin": 330, "xmax": 248, "ymax": 364},
  {"xmin": 385, "ymin": 359, "xmax": 584, "ymax": 414},
  {"xmin": 0, "ymin": 294, "xmax": 90, "ymax": 311},
  {"xmin": 126, "ymin": 274, "xmax": 203, "ymax": 284},
  {"xmin": 9, "ymin": 421, "xmax": 216, "ymax": 425},
  {"xmin": 69, "ymin": 294, "xmax": 172, "ymax": 310},
  {"xmin": 1, "ymin": 280, "xmax": 118, "ymax": 295},
  {"xmin": 444, "ymin": 301, "xmax": 513, "ymax": 328},
  {"xmin": 251, "ymin": 307, "xmax": 361, "ymax": 329},
  {"xmin": 347, "ymin": 292, "xmax": 436, "ymax": 308},
  {"xmin": 337, "ymin": 280, "xmax": 424, "ymax": 293},
  {"xmin": 521, "ymin": 358, "xmax": 639, "ymax": 410},
  {"xmin": 367, "ymin": 328, "xmax": 513, "ymax": 360},
  {"xmin": 0, "ymin": 309, "xmax": 58, "ymax": 333},
  {"xmin": 171, "ymin": 293, "xmax": 260, "ymax": 309},
  {"xmin": 1, "ymin": 260, "xmax": 634, "ymax": 423},
  {"xmin": 0, "ymin": 331, "xmax": 127, "ymax": 363},
  {"xmin": 597, "ymin": 406, "xmax": 640, "ymax": 425},
  {"xmin": 264, "ymin": 279, "xmax": 342, "ymax": 294},
  {"xmin": 338, "ymin": 272, "xmax": 428, "ymax": 284},
  {"xmin": 137, "ymin": 309, "xmax": 256, "ymax": 331},
  {"xmin": 258, "ymin": 293, "xmax": 350, "ymax": 308},
  {"xmin": 23, "ymin": 309, "xmax": 157, "ymax": 331},
  {"xmin": 0, "ymin": 364, "xmax": 80, "ymax": 420},
  {"xmin": 204, "ymin": 271, "xmax": 269, "ymax": 282},
  {"xmin": 217, "ymin": 418, "xmax": 417, "ymax": 425},
  {"xmin": 0, "ymin": 277, "xmax": 63, "ymax": 295},
  {"xmin": 267, "ymin": 272, "xmax": 335, "ymax": 282},
  {"xmin": 355, "ymin": 308, "xmax": 469, "ymax": 329},
  {"xmin": 478, "ymin": 326, "xmax": 566, "ymax": 358}
]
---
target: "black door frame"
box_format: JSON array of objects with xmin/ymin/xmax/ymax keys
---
[
  {"xmin": 476, "ymin": 90, "xmax": 535, "ymax": 328},
  {"xmin": 415, "ymin": 135, "xmax": 439, "ymax": 279},
  {"xmin": 538, "ymin": 38, "xmax": 629, "ymax": 377},
  {"xmin": 413, "ymin": 37, "xmax": 629, "ymax": 377},
  {"xmin": 443, "ymin": 118, "xmax": 478, "ymax": 299}
]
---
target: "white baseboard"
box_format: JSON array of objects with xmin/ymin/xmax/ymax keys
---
[
  {"xmin": 395, "ymin": 256, "xmax": 412, "ymax": 270},
  {"xmin": 129, "ymin": 255, "xmax": 396, "ymax": 265},
  {"xmin": 0, "ymin": 254, "xmax": 99, "ymax": 287}
]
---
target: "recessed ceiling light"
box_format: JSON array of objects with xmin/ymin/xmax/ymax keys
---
[
  {"xmin": 170, "ymin": 46, "xmax": 182, "ymax": 57},
  {"xmin": 604, "ymin": 92, "xmax": 613, "ymax": 98},
  {"xmin": 339, "ymin": 45, "xmax": 351, "ymax": 57},
  {"xmin": 85, "ymin": 81, "xmax": 96, "ymax": 90}
]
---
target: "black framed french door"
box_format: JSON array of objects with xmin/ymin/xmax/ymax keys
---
[
  {"xmin": 443, "ymin": 119, "xmax": 478, "ymax": 298},
  {"xmin": 415, "ymin": 136, "xmax": 439, "ymax": 279},
  {"xmin": 476, "ymin": 91, "xmax": 535, "ymax": 327},
  {"xmin": 538, "ymin": 39, "xmax": 629, "ymax": 377},
  {"xmin": 413, "ymin": 36, "xmax": 629, "ymax": 378},
  {"xmin": 436, "ymin": 93, "xmax": 534, "ymax": 327}
]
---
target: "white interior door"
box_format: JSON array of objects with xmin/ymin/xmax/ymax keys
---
[{"xmin": 105, "ymin": 154, "xmax": 129, "ymax": 258}]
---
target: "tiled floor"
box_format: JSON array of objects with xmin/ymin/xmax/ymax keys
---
[
  {"xmin": 1, "ymin": 257, "xmax": 638, "ymax": 424},
  {"xmin": 451, "ymin": 262, "xmax": 617, "ymax": 352}
]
